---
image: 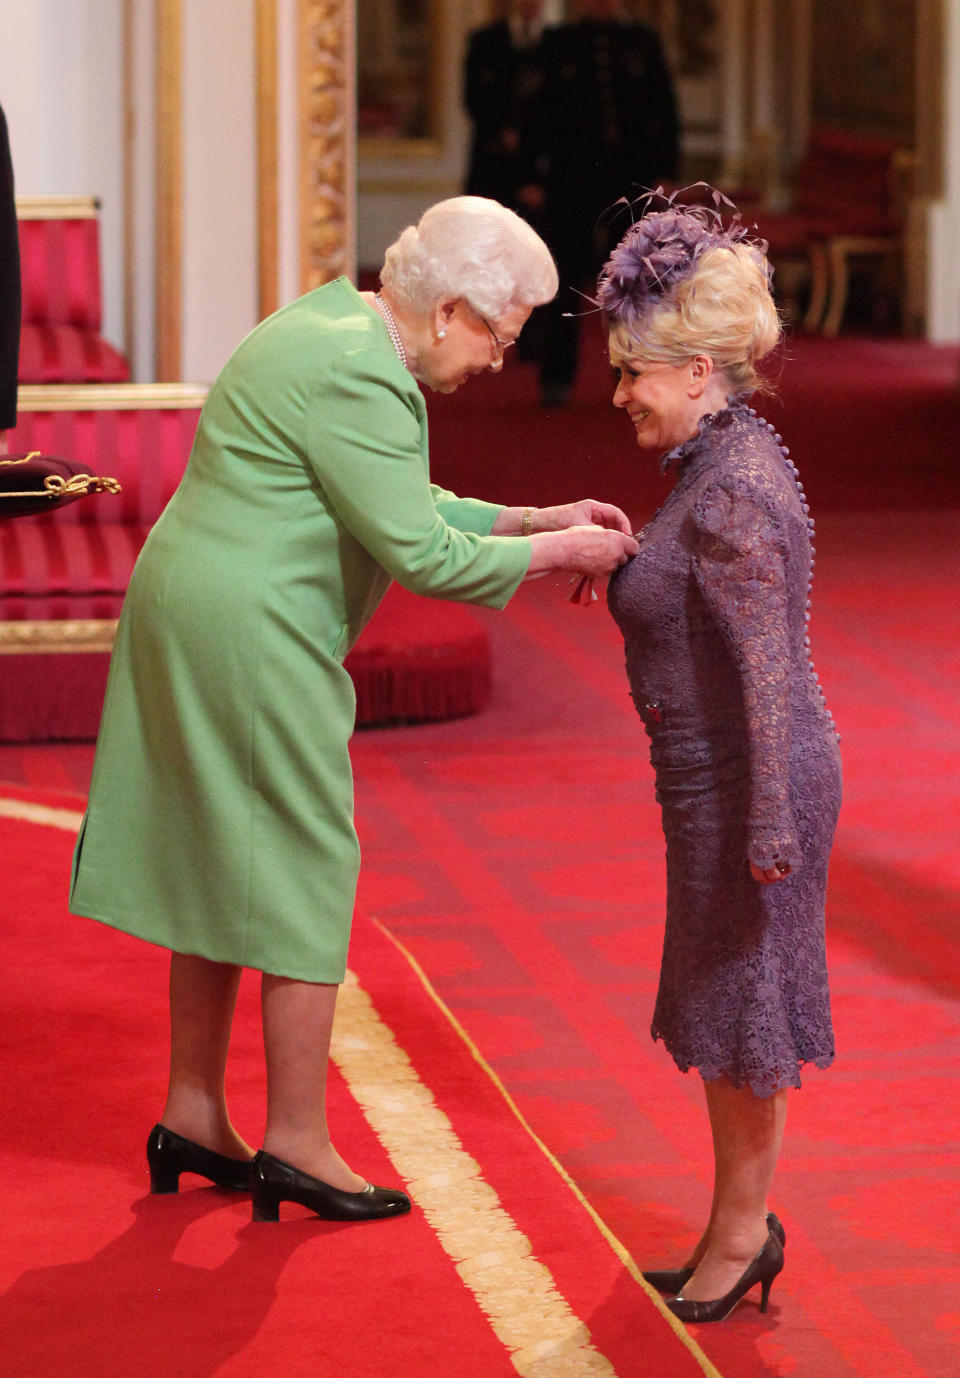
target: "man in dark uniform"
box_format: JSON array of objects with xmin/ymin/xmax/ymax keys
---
[
  {"xmin": 462, "ymin": 0, "xmax": 550, "ymax": 212},
  {"xmin": 538, "ymin": 0, "xmax": 679, "ymax": 404}
]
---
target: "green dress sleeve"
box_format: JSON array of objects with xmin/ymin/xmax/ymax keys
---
[
  {"xmin": 429, "ymin": 482, "xmax": 503, "ymax": 535},
  {"xmin": 305, "ymin": 349, "xmax": 531, "ymax": 608}
]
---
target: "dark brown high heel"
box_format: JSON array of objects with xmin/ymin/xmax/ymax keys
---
[
  {"xmin": 147, "ymin": 1123, "xmax": 254, "ymax": 1193},
  {"xmin": 250, "ymin": 1149, "xmax": 411, "ymax": 1223},
  {"xmin": 644, "ymin": 1214, "xmax": 786, "ymax": 1295},
  {"xmin": 666, "ymin": 1229, "xmax": 785, "ymax": 1323}
]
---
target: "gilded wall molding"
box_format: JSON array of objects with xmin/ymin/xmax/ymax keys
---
[
  {"xmin": 14, "ymin": 196, "xmax": 100, "ymax": 220},
  {"xmin": 256, "ymin": 0, "xmax": 280, "ymax": 319},
  {"xmin": 298, "ymin": 0, "xmax": 356, "ymax": 291},
  {"xmin": 156, "ymin": 0, "xmax": 183, "ymax": 381},
  {"xmin": 916, "ymin": 0, "xmax": 944, "ymax": 200},
  {"xmin": 17, "ymin": 383, "xmax": 208, "ymax": 413},
  {"xmin": 0, "ymin": 621, "xmax": 118, "ymax": 655}
]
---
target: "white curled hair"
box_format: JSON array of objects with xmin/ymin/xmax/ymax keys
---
[{"xmin": 380, "ymin": 196, "xmax": 558, "ymax": 318}]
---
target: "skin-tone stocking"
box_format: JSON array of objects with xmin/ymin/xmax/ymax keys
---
[
  {"xmin": 679, "ymin": 1077, "xmax": 788, "ymax": 1302},
  {"xmin": 160, "ymin": 952, "xmax": 252, "ymax": 1160},
  {"xmin": 260, "ymin": 974, "xmax": 365, "ymax": 1193}
]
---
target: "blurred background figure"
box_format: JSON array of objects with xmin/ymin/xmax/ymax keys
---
[
  {"xmin": 0, "ymin": 102, "xmax": 20, "ymax": 452},
  {"xmin": 536, "ymin": 0, "xmax": 679, "ymax": 406},
  {"xmin": 463, "ymin": 0, "xmax": 550, "ymax": 216},
  {"xmin": 461, "ymin": 1, "xmax": 679, "ymax": 410}
]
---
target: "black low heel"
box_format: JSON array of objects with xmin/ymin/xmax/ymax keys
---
[
  {"xmin": 666, "ymin": 1230, "xmax": 785, "ymax": 1324},
  {"xmin": 250, "ymin": 1190, "xmax": 281, "ymax": 1224},
  {"xmin": 148, "ymin": 1155, "xmax": 181, "ymax": 1195},
  {"xmin": 146, "ymin": 1124, "xmax": 254, "ymax": 1194},
  {"xmin": 643, "ymin": 1213, "xmax": 786, "ymax": 1294},
  {"xmin": 251, "ymin": 1149, "xmax": 411, "ymax": 1223}
]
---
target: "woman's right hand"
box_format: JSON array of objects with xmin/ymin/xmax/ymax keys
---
[{"xmin": 526, "ymin": 525, "xmax": 639, "ymax": 578}]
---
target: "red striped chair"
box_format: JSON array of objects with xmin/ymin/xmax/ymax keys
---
[
  {"xmin": 16, "ymin": 196, "xmax": 131, "ymax": 383},
  {"xmin": 0, "ymin": 384, "xmax": 491, "ymax": 739},
  {"xmin": 2, "ymin": 384, "xmax": 205, "ymax": 623},
  {"xmin": 736, "ymin": 129, "xmax": 914, "ymax": 335},
  {"xmin": 0, "ymin": 384, "xmax": 205, "ymax": 740}
]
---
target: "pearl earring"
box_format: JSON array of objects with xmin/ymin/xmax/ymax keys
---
[{"xmin": 437, "ymin": 329, "xmax": 447, "ymax": 339}]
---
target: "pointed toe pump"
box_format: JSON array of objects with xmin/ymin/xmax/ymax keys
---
[
  {"xmin": 643, "ymin": 1213, "xmax": 786, "ymax": 1295},
  {"xmin": 250, "ymin": 1149, "xmax": 411, "ymax": 1223},
  {"xmin": 666, "ymin": 1229, "xmax": 785, "ymax": 1324},
  {"xmin": 147, "ymin": 1123, "xmax": 254, "ymax": 1194},
  {"xmin": 642, "ymin": 1264, "xmax": 696, "ymax": 1295}
]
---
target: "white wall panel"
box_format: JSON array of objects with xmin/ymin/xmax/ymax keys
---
[
  {"xmin": 0, "ymin": 0, "xmax": 125, "ymax": 353},
  {"xmin": 181, "ymin": 0, "xmax": 258, "ymax": 382}
]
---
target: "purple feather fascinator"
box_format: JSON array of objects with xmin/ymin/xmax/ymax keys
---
[{"xmin": 596, "ymin": 185, "xmax": 769, "ymax": 327}]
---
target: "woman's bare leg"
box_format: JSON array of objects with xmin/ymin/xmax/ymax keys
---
[
  {"xmin": 679, "ymin": 1076, "xmax": 788, "ymax": 1301},
  {"xmin": 260, "ymin": 974, "xmax": 365, "ymax": 1193},
  {"xmin": 160, "ymin": 952, "xmax": 252, "ymax": 1159}
]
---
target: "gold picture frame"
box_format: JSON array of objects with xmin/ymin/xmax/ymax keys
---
[{"xmin": 356, "ymin": 0, "xmax": 449, "ymax": 159}]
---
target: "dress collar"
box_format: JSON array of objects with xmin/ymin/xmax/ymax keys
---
[{"xmin": 659, "ymin": 396, "xmax": 751, "ymax": 475}]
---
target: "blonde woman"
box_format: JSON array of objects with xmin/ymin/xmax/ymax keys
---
[
  {"xmin": 70, "ymin": 196, "xmax": 638, "ymax": 1225},
  {"xmin": 600, "ymin": 197, "xmax": 841, "ymax": 1321}
]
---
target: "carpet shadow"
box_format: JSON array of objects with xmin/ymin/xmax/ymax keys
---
[
  {"xmin": 0, "ymin": 1189, "xmax": 355, "ymax": 1378},
  {"xmin": 828, "ymin": 850, "xmax": 960, "ymax": 1002}
]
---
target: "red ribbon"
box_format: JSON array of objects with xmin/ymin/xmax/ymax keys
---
[{"xmin": 568, "ymin": 576, "xmax": 598, "ymax": 605}]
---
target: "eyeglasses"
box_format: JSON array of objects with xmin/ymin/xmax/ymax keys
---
[{"xmin": 476, "ymin": 311, "xmax": 517, "ymax": 356}]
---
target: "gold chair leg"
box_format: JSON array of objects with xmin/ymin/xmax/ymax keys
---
[
  {"xmin": 803, "ymin": 241, "xmax": 829, "ymax": 332},
  {"xmin": 821, "ymin": 240, "xmax": 850, "ymax": 338}
]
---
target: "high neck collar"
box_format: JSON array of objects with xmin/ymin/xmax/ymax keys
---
[{"xmin": 659, "ymin": 396, "xmax": 750, "ymax": 475}]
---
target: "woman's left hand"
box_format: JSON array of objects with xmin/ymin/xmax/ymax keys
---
[
  {"xmin": 750, "ymin": 860, "xmax": 791, "ymax": 884},
  {"xmin": 539, "ymin": 500, "xmax": 634, "ymax": 536}
]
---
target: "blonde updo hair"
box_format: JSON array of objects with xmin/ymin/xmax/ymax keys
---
[
  {"xmin": 381, "ymin": 196, "xmax": 558, "ymax": 319},
  {"xmin": 607, "ymin": 243, "xmax": 781, "ymax": 393},
  {"xmin": 598, "ymin": 197, "xmax": 782, "ymax": 393}
]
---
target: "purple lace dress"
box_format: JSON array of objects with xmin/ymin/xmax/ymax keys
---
[{"xmin": 607, "ymin": 400, "xmax": 841, "ymax": 1097}]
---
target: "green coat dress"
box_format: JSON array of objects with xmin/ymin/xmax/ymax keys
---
[{"xmin": 69, "ymin": 279, "xmax": 531, "ymax": 981}]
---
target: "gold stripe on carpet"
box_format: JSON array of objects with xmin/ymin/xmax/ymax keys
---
[
  {"xmin": 371, "ymin": 920, "xmax": 723, "ymax": 1378},
  {"xmin": 9, "ymin": 793, "xmax": 703, "ymax": 1376},
  {"xmin": 333, "ymin": 969, "xmax": 620, "ymax": 1378}
]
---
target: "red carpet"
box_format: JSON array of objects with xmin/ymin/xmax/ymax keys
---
[
  {"xmin": 0, "ymin": 787, "xmax": 713, "ymax": 1378},
  {"xmin": 345, "ymin": 515, "xmax": 960, "ymax": 1378},
  {"xmin": 2, "ymin": 334, "xmax": 960, "ymax": 1376}
]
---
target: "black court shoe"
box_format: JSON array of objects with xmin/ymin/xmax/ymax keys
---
[
  {"xmin": 250, "ymin": 1149, "xmax": 411, "ymax": 1223},
  {"xmin": 666, "ymin": 1229, "xmax": 785, "ymax": 1323},
  {"xmin": 147, "ymin": 1123, "xmax": 254, "ymax": 1194},
  {"xmin": 643, "ymin": 1212, "xmax": 786, "ymax": 1294}
]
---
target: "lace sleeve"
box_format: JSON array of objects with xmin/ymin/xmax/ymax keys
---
[{"xmin": 691, "ymin": 482, "xmax": 802, "ymax": 872}]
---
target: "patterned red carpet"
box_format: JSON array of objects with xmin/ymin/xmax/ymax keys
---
[
  {"xmin": 348, "ymin": 513, "xmax": 960, "ymax": 1378},
  {"xmin": 1, "ymin": 783, "xmax": 713, "ymax": 1378},
  {"xmin": 2, "ymin": 333, "xmax": 959, "ymax": 1376}
]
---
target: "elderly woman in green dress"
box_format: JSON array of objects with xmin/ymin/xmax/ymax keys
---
[{"xmin": 70, "ymin": 196, "xmax": 638, "ymax": 1223}]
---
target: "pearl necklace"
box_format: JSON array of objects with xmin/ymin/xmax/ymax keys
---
[{"xmin": 374, "ymin": 293, "xmax": 407, "ymax": 367}]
